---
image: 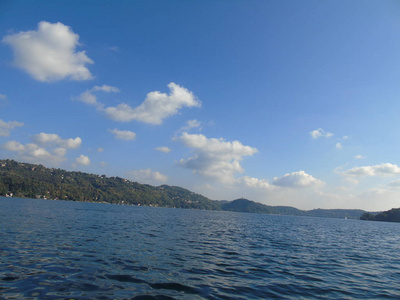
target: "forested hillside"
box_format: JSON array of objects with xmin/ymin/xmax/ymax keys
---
[
  {"xmin": 0, "ymin": 159, "xmax": 220, "ymax": 210},
  {"xmin": 0, "ymin": 159, "xmax": 371, "ymax": 219},
  {"xmin": 360, "ymin": 209, "xmax": 400, "ymax": 222}
]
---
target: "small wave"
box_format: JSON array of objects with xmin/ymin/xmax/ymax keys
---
[
  {"xmin": 149, "ymin": 282, "xmax": 198, "ymax": 294},
  {"xmin": 1, "ymin": 276, "xmax": 19, "ymax": 281},
  {"xmin": 106, "ymin": 274, "xmax": 147, "ymax": 284},
  {"xmin": 132, "ymin": 295, "xmax": 176, "ymax": 300}
]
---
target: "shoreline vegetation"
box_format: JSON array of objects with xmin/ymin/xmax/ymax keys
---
[
  {"xmin": 0, "ymin": 159, "xmax": 391, "ymax": 221},
  {"xmin": 360, "ymin": 209, "xmax": 400, "ymax": 223}
]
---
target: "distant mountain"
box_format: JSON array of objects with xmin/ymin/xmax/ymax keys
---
[
  {"xmin": 0, "ymin": 159, "xmax": 371, "ymax": 219},
  {"xmin": 306, "ymin": 208, "xmax": 369, "ymax": 219},
  {"xmin": 222, "ymin": 198, "xmax": 272, "ymax": 214},
  {"xmin": 222, "ymin": 199, "xmax": 366, "ymax": 219}
]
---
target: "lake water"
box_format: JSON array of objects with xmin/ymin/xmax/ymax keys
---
[{"xmin": 1, "ymin": 197, "xmax": 400, "ymax": 299}]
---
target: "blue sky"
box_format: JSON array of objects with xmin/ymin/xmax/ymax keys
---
[{"xmin": 1, "ymin": 0, "xmax": 400, "ymax": 210}]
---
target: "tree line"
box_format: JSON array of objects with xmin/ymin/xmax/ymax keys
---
[{"xmin": 0, "ymin": 159, "xmax": 220, "ymax": 210}]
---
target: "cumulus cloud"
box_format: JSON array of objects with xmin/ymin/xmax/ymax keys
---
[
  {"xmin": 75, "ymin": 83, "xmax": 199, "ymax": 125},
  {"xmin": 33, "ymin": 133, "xmax": 81, "ymax": 149},
  {"xmin": 2, "ymin": 133, "xmax": 82, "ymax": 166},
  {"xmin": 0, "ymin": 119, "xmax": 24, "ymax": 136},
  {"xmin": 104, "ymin": 83, "xmax": 201, "ymax": 124},
  {"xmin": 3, "ymin": 140, "xmax": 65, "ymax": 165},
  {"xmin": 109, "ymin": 129, "xmax": 136, "ymax": 140},
  {"xmin": 238, "ymin": 176, "xmax": 273, "ymax": 190},
  {"xmin": 336, "ymin": 142, "xmax": 342, "ymax": 150},
  {"xmin": 310, "ymin": 128, "xmax": 333, "ymax": 138},
  {"xmin": 354, "ymin": 155, "xmax": 365, "ymax": 160},
  {"xmin": 178, "ymin": 132, "xmax": 258, "ymax": 183},
  {"xmin": 75, "ymin": 154, "xmax": 90, "ymax": 166},
  {"xmin": 2, "ymin": 21, "xmax": 93, "ymax": 82},
  {"xmin": 343, "ymin": 163, "xmax": 400, "ymax": 177},
  {"xmin": 3, "ymin": 140, "xmax": 25, "ymax": 151},
  {"xmin": 155, "ymin": 146, "xmax": 171, "ymax": 153},
  {"xmin": 272, "ymin": 170, "xmax": 324, "ymax": 188},
  {"xmin": 127, "ymin": 169, "xmax": 168, "ymax": 184}
]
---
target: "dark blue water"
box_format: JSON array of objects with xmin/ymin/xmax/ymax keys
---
[{"xmin": 1, "ymin": 197, "xmax": 400, "ymax": 299}]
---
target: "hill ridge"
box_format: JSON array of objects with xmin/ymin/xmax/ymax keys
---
[{"xmin": 0, "ymin": 159, "xmax": 369, "ymax": 219}]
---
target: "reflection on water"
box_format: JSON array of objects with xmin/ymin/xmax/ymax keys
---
[{"xmin": 1, "ymin": 197, "xmax": 400, "ymax": 299}]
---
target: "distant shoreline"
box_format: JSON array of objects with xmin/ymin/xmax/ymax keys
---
[{"xmin": 0, "ymin": 159, "xmax": 376, "ymax": 220}]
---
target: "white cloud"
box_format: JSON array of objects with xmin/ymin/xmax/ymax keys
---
[
  {"xmin": 343, "ymin": 163, "xmax": 400, "ymax": 177},
  {"xmin": 0, "ymin": 119, "xmax": 24, "ymax": 136},
  {"xmin": 3, "ymin": 141, "xmax": 66, "ymax": 165},
  {"xmin": 0, "ymin": 94, "xmax": 6, "ymax": 99},
  {"xmin": 178, "ymin": 132, "xmax": 258, "ymax": 183},
  {"xmin": 33, "ymin": 133, "xmax": 81, "ymax": 149},
  {"xmin": 97, "ymin": 147, "xmax": 104, "ymax": 152},
  {"xmin": 3, "ymin": 140, "xmax": 25, "ymax": 151},
  {"xmin": 109, "ymin": 129, "xmax": 136, "ymax": 140},
  {"xmin": 104, "ymin": 83, "xmax": 201, "ymax": 124},
  {"xmin": 336, "ymin": 142, "xmax": 342, "ymax": 150},
  {"xmin": 75, "ymin": 154, "xmax": 90, "ymax": 166},
  {"xmin": 109, "ymin": 46, "xmax": 119, "ymax": 52},
  {"xmin": 155, "ymin": 146, "xmax": 171, "ymax": 153},
  {"xmin": 238, "ymin": 176, "xmax": 273, "ymax": 190},
  {"xmin": 92, "ymin": 85, "xmax": 120, "ymax": 93},
  {"xmin": 76, "ymin": 83, "xmax": 200, "ymax": 125},
  {"xmin": 2, "ymin": 133, "xmax": 82, "ymax": 166},
  {"xmin": 354, "ymin": 155, "xmax": 365, "ymax": 160},
  {"xmin": 388, "ymin": 179, "xmax": 400, "ymax": 188},
  {"xmin": 273, "ymin": 170, "xmax": 324, "ymax": 188},
  {"xmin": 75, "ymin": 84, "xmax": 120, "ymax": 106},
  {"xmin": 310, "ymin": 128, "xmax": 333, "ymax": 138},
  {"xmin": 77, "ymin": 90, "xmax": 98, "ymax": 105},
  {"xmin": 127, "ymin": 169, "xmax": 168, "ymax": 184},
  {"xmin": 2, "ymin": 21, "xmax": 93, "ymax": 82},
  {"xmin": 178, "ymin": 119, "xmax": 202, "ymax": 132}
]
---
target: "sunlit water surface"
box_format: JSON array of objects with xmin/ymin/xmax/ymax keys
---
[{"xmin": 1, "ymin": 197, "xmax": 400, "ymax": 299}]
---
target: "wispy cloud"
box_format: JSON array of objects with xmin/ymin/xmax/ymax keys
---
[
  {"xmin": 155, "ymin": 146, "xmax": 171, "ymax": 153},
  {"xmin": 179, "ymin": 119, "xmax": 202, "ymax": 132},
  {"xmin": 127, "ymin": 169, "xmax": 168, "ymax": 184},
  {"xmin": 75, "ymin": 85, "xmax": 120, "ymax": 106},
  {"xmin": 310, "ymin": 128, "xmax": 333, "ymax": 139},
  {"xmin": 0, "ymin": 119, "xmax": 24, "ymax": 136},
  {"xmin": 109, "ymin": 129, "xmax": 136, "ymax": 140}
]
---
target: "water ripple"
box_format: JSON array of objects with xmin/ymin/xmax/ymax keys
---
[{"xmin": 2, "ymin": 197, "xmax": 400, "ymax": 299}]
